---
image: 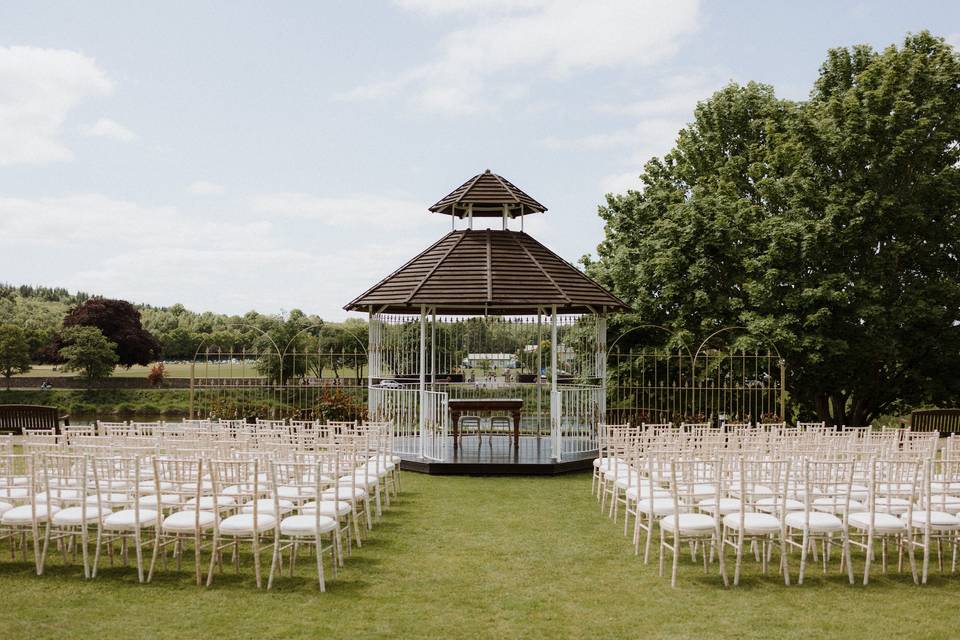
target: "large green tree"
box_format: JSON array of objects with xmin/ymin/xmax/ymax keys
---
[
  {"xmin": 59, "ymin": 326, "xmax": 118, "ymax": 381},
  {"xmin": 587, "ymin": 32, "xmax": 960, "ymax": 427},
  {"xmin": 0, "ymin": 323, "xmax": 32, "ymax": 390}
]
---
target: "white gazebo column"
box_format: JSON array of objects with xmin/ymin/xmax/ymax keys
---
[
  {"xmin": 419, "ymin": 305, "xmax": 427, "ymax": 459},
  {"xmin": 551, "ymin": 305, "xmax": 560, "ymax": 461},
  {"xmin": 597, "ymin": 312, "xmax": 607, "ymax": 426}
]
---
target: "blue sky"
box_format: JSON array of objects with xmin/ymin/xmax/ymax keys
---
[{"xmin": 1, "ymin": 1, "xmax": 957, "ymax": 319}]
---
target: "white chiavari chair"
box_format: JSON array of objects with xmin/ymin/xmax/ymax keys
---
[
  {"xmin": 95, "ymin": 454, "xmax": 158, "ymax": 582},
  {"xmin": 721, "ymin": 457, "xmax": 790, "ymax": 585},
  {"xmin": 267, "ymin": 458, "xmax": 339, "ymax": 590},
  {"xmin": 658, "ymin": 456, "xmax": 726, "ymax": 587},
  {"xmin": 207, "ymin": 458, "xmax": 275, "ymax": 588},
  {"xmin": 40, "ymin": 453, "xmax": 108, "ymax": 578},
  {"xmin": 903, "ymin": 457, "xmax": 960, "ymax": 583},
  {"xmin": 148, "ymin": 457, "xmax": 214, "ymax": 585},
  {"xmin": 633, "ymin": 447, "xmax": 680, "ymax": 563},
  {"xmin": 784, "ymin": 458, "xmax": 855, "ymax": 584},
  {"xmin": 0, "ymin": 454, "xmax": 47, "ymax": 573},
  {"xmin": 847, "ymin": 456, "xmax": 919, "ymax": 584}
]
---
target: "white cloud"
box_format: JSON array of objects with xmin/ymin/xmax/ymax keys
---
[
  {"xmin": 543, "ymin": 117, "xmax": 682, "ymax": 157},
  {"xmin": 0, "ymin": 191, "xmax": 443, "ymax": 318},
  {"xmin": 79, "ymin": 117, "xmax": 137, "ymax": 142},
  {"xmin": 341, "ymin": 0, "xmax": 700, "ymax": 115},
  {"xmin": 0, "ymin": 46, "xmax": 113, "ymax": 165},
  {"xmin": 251, "ymin": 192, "xmax": 429, "ymax": 228},
  {"xmin": 188, "ymin": 181, "xmax": 227, "ymax": 196},
  {"xmin": 0, "ymin": 194, "xmax": 269, "ymax": 251},
  {"xmin": 595, "ymin": 72, "xmax": 726, "ymax": 118},
  {"xmin": 599, "ymin": 172, "xmax": 643, "ymax": 195}
]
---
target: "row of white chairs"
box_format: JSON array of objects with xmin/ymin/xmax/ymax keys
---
[
  {"xmin": 0, "ymin": 421, "xmax": 400, "ymax": 591},
  {"xmin": 594, "ymin": 423, "xmax": 957, "ymax": 587}
]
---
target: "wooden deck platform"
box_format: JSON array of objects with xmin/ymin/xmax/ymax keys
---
[{"xmin": 397, "ymin": 435, "xmax": 594, "ymax": 476}]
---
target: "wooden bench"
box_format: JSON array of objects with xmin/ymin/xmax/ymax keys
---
[
  {"xmin": 0, "ymin": 404, "xmax": 70, "ymax": 435},
  {"xmin": 910, "ymin": 409, "xmax": 960, "ymax": 437}
]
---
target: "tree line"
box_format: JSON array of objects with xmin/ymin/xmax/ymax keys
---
[{"xmin": 0, "ymin": 286, "xmax": 369, "ymax": 386}]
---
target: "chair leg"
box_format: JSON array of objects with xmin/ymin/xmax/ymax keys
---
[
  {"xmin": 268, "ymin": 536, "xmax": 280, "ymax": 589},
  {"xmin": 734, "ymin": 530, "xmax": 744, "ymax": 586},
  {"xmin": 316, "ymin": 536, "xmax": 325, "ymax": 592},
  {"xmin": 147, "ymin": 533, "xmax": 161, "ymax": 582},
  {"xmin": 253, "ymin": 533, "xmax": 262, "ymax": 589},
  {"xmin": 798, "ymin": 530, "xmax": 809, "ymax": 585},
  {"xmin": 863, "ymin": 531, "xmax": 874, "ymax": 585}
]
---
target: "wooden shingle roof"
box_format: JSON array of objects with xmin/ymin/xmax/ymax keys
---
[
  {"xmin": 429, "ymin": 170, "xmax": 547, "ymax": 218},
  {"xmin": 344, "ymin": 229, "xmax": 629, "ymax": 314}
]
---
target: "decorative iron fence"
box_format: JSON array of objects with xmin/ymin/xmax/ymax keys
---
[{"xmin": 606, "ymin": 346, "xmax": 785, "ymax": 426}]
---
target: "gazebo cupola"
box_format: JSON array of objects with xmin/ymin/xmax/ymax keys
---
[
  {"xmin": 345, "ymin": 171, "xmax": 628, "ymax": 468},
  {"xmin": 428, "ymin": 169, "xmax": 546, "ymax": 229}
]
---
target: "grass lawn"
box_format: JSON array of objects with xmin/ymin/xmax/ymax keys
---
[{"xmin": 1, "ymin": 472, "xmax": 958, "ymax": 639}]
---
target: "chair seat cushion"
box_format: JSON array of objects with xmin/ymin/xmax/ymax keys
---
[
  {"xmin": 1, "ymin": 504, "xmax": 59, "ymax": 524},
  {"xmin": 184, "ymin": 495, "xmax": 236, "ymax": 510},
  {"xmin": 53, "ymin": 506, "xmax": 112, "ymax": 525},
  {"xmin": 626, "ymin": 486, "xmax": 670, "ymax": 500},
  {"xmin": 873, "ymin": 497, "xmax": 911, "ymax": 514},
  {"xmin": 902, "ymin": 510, "xmax": 960, "ymax": 529},
  {"xmin": 277, "ymin": 485, "xmax": 320, "ymax": 500},
  {"xmin": 698, "ymin": 498, "xmax": 742, "ymax": 515},
  {"xmin": 85, "ymin": 493, "xmax": 131, "ymax": 506},
  {"xmin": 660, "ymin": 513, "xmax": 717, "ymax": 534},
  {"xmin": 0, "ymin": 501, "xmax": 12, "ymax": 515},
  {"xmin": 785, "ymin": 511, "xmax": 843, "ymax": 532},
  {"xmin": 279, "ymin": 514, "xmax": 337, "ymax": 536},
  {"xmin": 37, "ymin": 489, "xmax": 83, "ymax": 503},
  {"xmin": 138, "ymin": 494, "xmax": 179, "ymax": 508},
  {"xmin": 321, "ymin": 486, "xmax": 367, "ymax": 501},
  {"xmin": 300, "ymin": 500, "xmax": 351, "ymax": 517},
  {"xmin": 927, "ymin": 495, "xmax": 960, "ymax": 513},
  {"xmin": 219, "ymin": 513, "xmax": 276, "ymax": 534},
  {"xmin": 722, "ymin": 512, "xmax": 781, "ymax": 534},
  {"xmin": 636, "ymin": 498, "xmax": 679, "ymax": 516},
  {"xmin": 812, "ymin": 497, "xmax": 865, "ymax": 513},
  {"xmin": 603, "ymin": 465, "xmax": 633, "ymax": 481},
  {"xmin": 848, "ymin": 512, "xmax": 906, "ymax": 533},
  {"xmin": 0, "ymin": 487, "xmax": 28, "ymax": 500},
  {"xmin": 337, "ymin": 474, "xmax": 378, "ymax": 488},
  {"xmin": 241, "ymin": 499, "xmax": 294, "ymax": 515},
  {"xmin": 755, "ymin": 497, "xmax": 805, "ymax": 512},
  {"xmin": 103, "ymin": 508, "xmax": 159, "ymax": 530},
  {"xmin": 162, "ymin": 510, "xmax": 218, "ymax": 532}
]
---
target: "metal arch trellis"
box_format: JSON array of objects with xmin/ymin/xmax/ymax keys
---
[
  {"xmin": 605, "ymin": 325, "xmax": 787, "ymax": 427},
  {"xmin": 692, "ymin": 326, "xmax": 786, "ymax": 424},
  {"xmin": 189, "ymin": 323, "xmax": 282, "ymax": 420}
]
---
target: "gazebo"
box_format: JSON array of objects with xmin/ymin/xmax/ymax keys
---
[{"xmin": 345, "ymin": 171, "xmax": 629, "ymax": 473}]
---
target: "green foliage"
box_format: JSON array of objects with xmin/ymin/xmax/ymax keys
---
[
  {"xmin": 147, "ymin": 363, "xmax": 167, "ymax": 387},
  {"xmin": 588, "ymin": 32, "xmax": 960, "ymax": 426},
  {"xmin": 59, "ymin": 326, "xmax": 118, "ymax": 381},
  {"xmin": 0, "ymin": 323, "xmax": 32, "ymax": 389}
]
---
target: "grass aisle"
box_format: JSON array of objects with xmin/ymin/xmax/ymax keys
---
[{"xmin": 1, "ymin": 472, "xmax": 959, "ymax": 639}]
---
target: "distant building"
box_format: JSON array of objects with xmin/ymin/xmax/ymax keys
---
[{"xmin": 463, "ymin": 353, "xmax": 518, "ymax": 368}]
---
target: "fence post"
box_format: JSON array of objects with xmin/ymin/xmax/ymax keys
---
[
  {"xmin": 419, "ymin": 305, "xmax": 426, "ymax": 459},
  {"xmin": 189, "ymin": 361, "xmax": 195, "ymax": 420},
  {"xmin": 780, "ymin": 359, "xmax": 787, "ymax": 422}
]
